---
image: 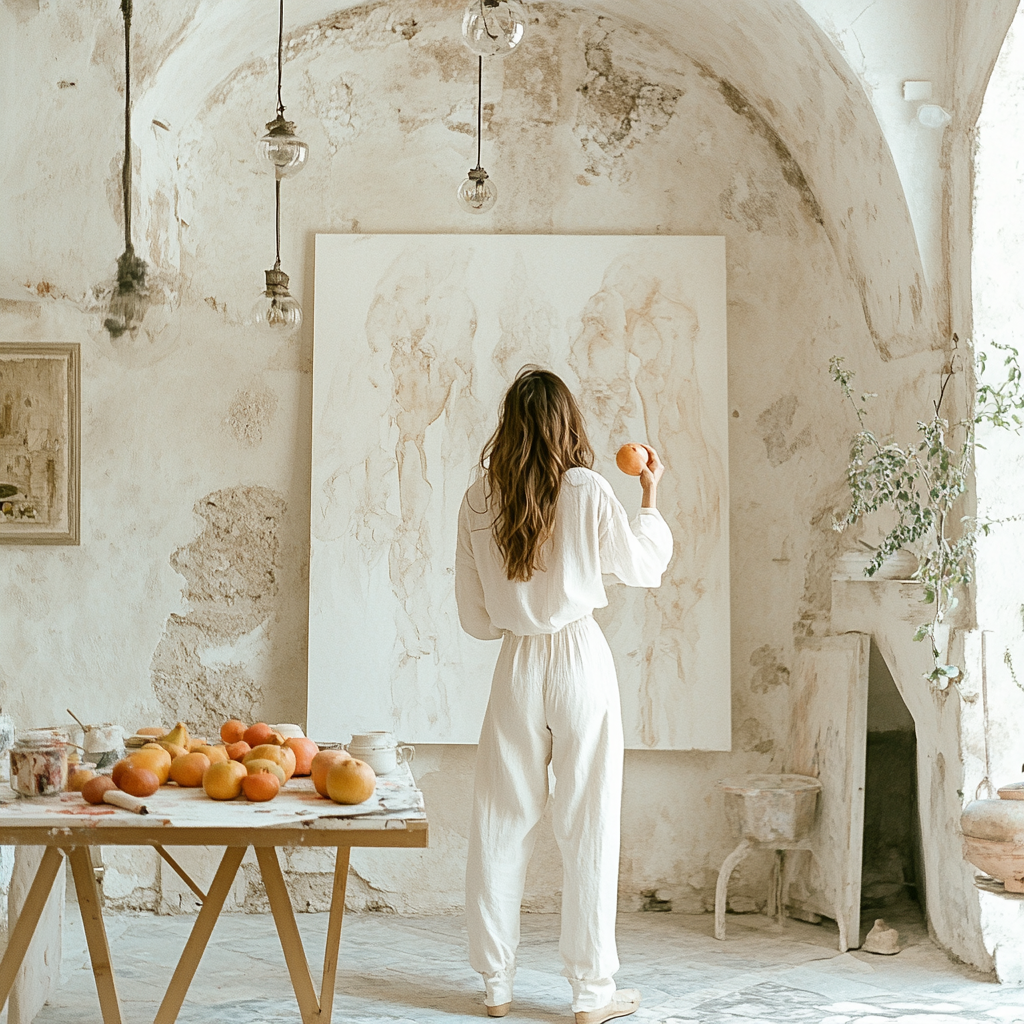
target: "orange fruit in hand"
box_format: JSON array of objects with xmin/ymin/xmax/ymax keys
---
[
  {"xmin": 243, "ymin": 722, "xmax": 274, "ymax": 748},
  {"xmin": 326, "ymin": 759, "xmax": 376, "ymax": 805},
  {"xmin": 284, "ymin": 737, "xmax": 319, "ymax": 776},
  {"xmin": 220, "ymin": 719, "xmax": 247, "ymax": 743},
  {"xmin": 120, "ymin": 767, "xmax": 160, "ymax": 798},
  {"xmin": 169, "ymin": 752, "xmax": 210, "ymax": 787},
  {"xmin": 82, "ymin": 776, "xmax": 118, "ymax": 805},
  {"xmin": 310, "ymin": 750, "xmax": 352, "ymax": 797},
  {"xmin": 615, "ymin": 443, "xmax": 650, "ymax": 476},
  {"xmin": 242, "ymin": 771, "xmax": 280, "ymax": 802},
  {"xmin": 225, "ymin": 741, "xmax": 251, "ymax": 762}
]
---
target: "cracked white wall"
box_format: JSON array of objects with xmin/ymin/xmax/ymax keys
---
[{"xmin": 0, "ymin": 0, "xmax": 1017, "ymax": 972}]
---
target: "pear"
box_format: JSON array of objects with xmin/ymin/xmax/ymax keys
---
[{"xmin": 160, "ymin": 721, "xmax": 191, "ymax": 750}]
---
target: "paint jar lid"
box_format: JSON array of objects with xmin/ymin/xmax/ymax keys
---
[{"xmin": 14, "ymin": 730, "xmax": 67, "ymax": 750}]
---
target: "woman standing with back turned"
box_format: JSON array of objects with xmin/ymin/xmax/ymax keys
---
[{"xmin": 455, "ymin": 368, "xmax": 673, "ymax": 1023}]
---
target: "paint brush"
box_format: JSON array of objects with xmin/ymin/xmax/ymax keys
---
[{"xmin": 102, "ymin": 791, "xmax": 148, "ymax": 815}]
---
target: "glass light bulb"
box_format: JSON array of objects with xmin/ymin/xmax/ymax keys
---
[
  {"xmin": 105, "ymin": 283, "xmax": 149, "ymax": 338},
  {"xmin": 461, "ymin": 0, "xmax": 527, "ymax": 57},
  {"xmin": 251, "ymin": 290, "xmax": 303, "ymax": 332},
  {"xmin": 457, "ymin": 170, "xmax": 498, "ymax": 214},
  {"xmin": 258, "ymin": 118, "xmax": 309, "ymax": 178}
]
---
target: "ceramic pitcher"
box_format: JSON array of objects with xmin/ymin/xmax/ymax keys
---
[{"xmin": 346, "ymin": 731, "xmax": 414, "ymax": 775}]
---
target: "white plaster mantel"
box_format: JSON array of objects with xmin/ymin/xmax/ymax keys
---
[{"xmin": 829, "ymin": 578, "xmax": 994, "ymax": 974}]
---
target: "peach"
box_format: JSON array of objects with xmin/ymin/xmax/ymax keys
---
[
  {"xmin": 120, "ymin": 767, "xmax": 160, "ymax": 798},
  {"xmin": 82, "ymin": 776, "xmax": 118, "ymax": 805},
  {"xmin": 284, "ymin": 737, "xmax": 319, "ymax": 776},
  {"xmin": 203, "ymin": 759, "xmax": 247, "ymax": 800},
  {"xmin": 245, "ymin": 758, "xmax": 286, "ymax": 786},
  {"xmin": 243, "ymin": 722, "xmax": 274, "ymax": 748},
  {"xmin": 169, "ymin": 752, "xmax": 211, "ymax": 788},
  {"xmin": 311, "ymin": 750, "xmax": 352, "ymax": 798},
  {"xmin": 242, "ymin": 771, "xmax": 280, "ymax": 802},
  {"xmin": 615, "ymin": 443, "xmax": 650, "ymax": 476},
  {"xmin": 129, "ymin": 746, "xmax": 172, "ymax": 785},
  {"xmin": 220, "ymin": 719, "xmax": 247, "ymax": 744},
  {"xmin": 326, "ymin": 759, "xmax": 376, "ymax": 805}
]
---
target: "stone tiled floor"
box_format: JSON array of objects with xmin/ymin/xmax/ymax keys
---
[{"xmin": 33, "ymin": 904, "xmax": 1024, "ymax": 1024}]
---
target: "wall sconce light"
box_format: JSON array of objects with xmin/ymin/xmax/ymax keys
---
[
  {"xmin": 903, "ymin": 80, "xmax": 952, "ymax": 130},
  {"xmin": 917, "ymin": 104, "xmax": 952, "ymax": 129},
  {"xmin": 251, "ymin": 0, "xmax": 307, "ymax": 334},
  {"xmin": 456, "ymin": 0, "xmax": 527, "ymax": 214}
]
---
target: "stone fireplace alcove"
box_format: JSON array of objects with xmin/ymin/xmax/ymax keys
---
[{"xmin": 831, "ymin": 579, "xmax": 989, "ymax": 970}]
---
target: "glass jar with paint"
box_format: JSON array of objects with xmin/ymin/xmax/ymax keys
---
[{"xmin": 10, "ymin": 731, "xmax": 69, "ymax": 797}]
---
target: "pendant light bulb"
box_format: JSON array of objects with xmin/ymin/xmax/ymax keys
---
[
  {"xmin": 461, "ymin": 0, "xmax": 527, "ymax": 57},
  {"xmin": 457, "ymin": 167, "xmax": 497, "ymax": 214},
  {"xmin": 258, "ymin": 116, "xmax": 309, "ymax": 178},
  {"xmin": 251, "ymin": 266, "xmax": 302, "ymax": 333}
]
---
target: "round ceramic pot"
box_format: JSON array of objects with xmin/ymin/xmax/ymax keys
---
[
  {"xmin": 961, "ymin": 799, "xmax": 1024, "ymax": 892},
  {"xmin": 718, "ymin": 773, "xmax": 822, "ymax": 845},
  {"xmin": 346, "ymin": 732, "xmax": 415, "ymax": 775}
]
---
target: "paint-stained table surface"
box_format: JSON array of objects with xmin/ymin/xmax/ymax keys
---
[
  {"xmin": 0, "ymin": 766, "xmax": 427, "ymax": 844},
  {"xmin": 0, "ymin": 765, "xmax": 429, "ymax": 1024}
]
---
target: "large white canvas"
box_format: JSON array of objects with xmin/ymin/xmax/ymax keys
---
[{"xmin": 309, "ymin": 234, "xmax": 730, "ymax": 749}]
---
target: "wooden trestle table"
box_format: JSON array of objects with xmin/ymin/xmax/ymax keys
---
[{"xmin": 0, "ymin": 767, "xmax": 428, "ymax": 1024}]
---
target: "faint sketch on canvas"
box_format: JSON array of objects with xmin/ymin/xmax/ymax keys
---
[
  {"xmin": 0, "ymin": 344, "xmax": 80, "ymax": 545},
  {"xmin": 309, "ymin": 235, "xmax": 729, "ymax": 749}
]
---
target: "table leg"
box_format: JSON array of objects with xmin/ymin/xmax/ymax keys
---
[
  {"xmin": 154, "ymin": 845, "xmax": 246, "ymax": 1024},
  {"xmin": 319, "ymin": 847, "xmax": 350, "ymax": 1024},
  {"xmin": 714, "ymin": 839, "xmax": 752, "ymax": 940},
  {"xmin": 0, "ymin": 846, "xmax": 64, "ymax": 1012},
  {"xmin": 255, "ymin": 846, "xmax": 320, "ymax": 1024},
  {"xmin": 67, "ymin": 847, "xmax": 123, "ymax": 1024}
]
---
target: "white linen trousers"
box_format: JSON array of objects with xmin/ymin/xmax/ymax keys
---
[{"xmin": 456, "ymin": 468, "xmax": 673, "ymax": 1013}]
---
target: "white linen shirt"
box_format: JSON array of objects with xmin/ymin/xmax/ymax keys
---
[{"xmin": 455, "ymin": 466, "xmax": 674, "ymax": 639}]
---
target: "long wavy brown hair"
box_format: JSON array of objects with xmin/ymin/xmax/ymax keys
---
[{"xmin": 482, "ymin": 368, "xmax": 594, "ymax": 582}]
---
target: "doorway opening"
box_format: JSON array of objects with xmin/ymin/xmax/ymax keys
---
[{"xmin": 860, "ymin": 641, "xmax": 925, "ymax": 929}]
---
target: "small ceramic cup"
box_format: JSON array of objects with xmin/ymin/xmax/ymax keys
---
[{"xmin": 346, "ymin": 732, "xmax": 415, "ymax": 775}]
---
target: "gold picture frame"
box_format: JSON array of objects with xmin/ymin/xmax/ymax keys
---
[{"xmin": 0, "ymin": 343, "xmax": 80, "ymax": 545}]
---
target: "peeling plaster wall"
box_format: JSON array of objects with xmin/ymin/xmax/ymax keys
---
[
  {"xmin": 0, "ymin": 0, "xmax": 1001, "ymax": 959},
  {"xmin": 970, "ymin": 3, "xmax": 1024, "ymax": 983}
]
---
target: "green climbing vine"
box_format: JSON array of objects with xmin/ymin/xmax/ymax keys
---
[{"xmin": 830, "ymin": 336, "xmax": 1024, "ymax": 690}]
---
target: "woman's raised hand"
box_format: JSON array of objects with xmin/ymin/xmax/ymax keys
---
[{"xmin": 639, "ymin": 445, "xmax": 664, "ymax": 508}]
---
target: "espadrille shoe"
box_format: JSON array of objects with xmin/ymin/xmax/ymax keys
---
[
  {"xmin": 573, "ymin": 989, "xmax": 641, "ymax": 1024},
  {"xmin": 486, "ymin": 1001, "xmax": 511, "ymax": 1017}
]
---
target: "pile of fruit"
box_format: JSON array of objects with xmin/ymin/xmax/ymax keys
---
[{"xmin": 76, "ymin": 720, "xmax": 376, "ymax": 807}]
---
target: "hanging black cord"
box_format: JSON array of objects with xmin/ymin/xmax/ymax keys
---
[
  {"xmin": 121, "ymin": 0, "xmax": 133, "ymax": 254},
  {"xmin": 274, "ymin": 178, "xmax": 282, "ymax": 269},
  {"xmin": 276, "ymin": 0, "xmax": 285, "ymax": 118},
  {"xmin": 476, "ymin": 55, "xmax": 483, "ymax": 168}
]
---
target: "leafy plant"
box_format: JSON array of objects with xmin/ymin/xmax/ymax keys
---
[{"xmin": 830, "ymin": 335, "xmax": 1024, "ymax": 690}]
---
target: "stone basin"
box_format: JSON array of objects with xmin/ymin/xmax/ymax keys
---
[
  {"xmin": 718, "ymin": 773, "xmax": 822, "ymax": 846},
  {"xmin": 961, "ymin": 799, "xmax": 1024, "ymax": 893}
]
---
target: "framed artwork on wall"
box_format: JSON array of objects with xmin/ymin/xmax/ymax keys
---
[
  {"xmin": 308, "ymin": 234, "xmax": 731, "ymax": 749},
  {"xmin": 0, "ymin": 343, "xmax": 80, "ymax": 546}
]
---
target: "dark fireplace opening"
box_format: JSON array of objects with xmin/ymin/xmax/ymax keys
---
[{"xmin": 861, "ymin": 641, "xmax": 925, "ymax": 923}]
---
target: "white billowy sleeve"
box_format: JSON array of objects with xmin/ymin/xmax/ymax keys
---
[
  {"xmin": 455, "ymin": 493, "xmax": 504, "ymax": 641},
  {"xmin": 598, "ymin": 485, "xmax": 674, "ymax": 587}
]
